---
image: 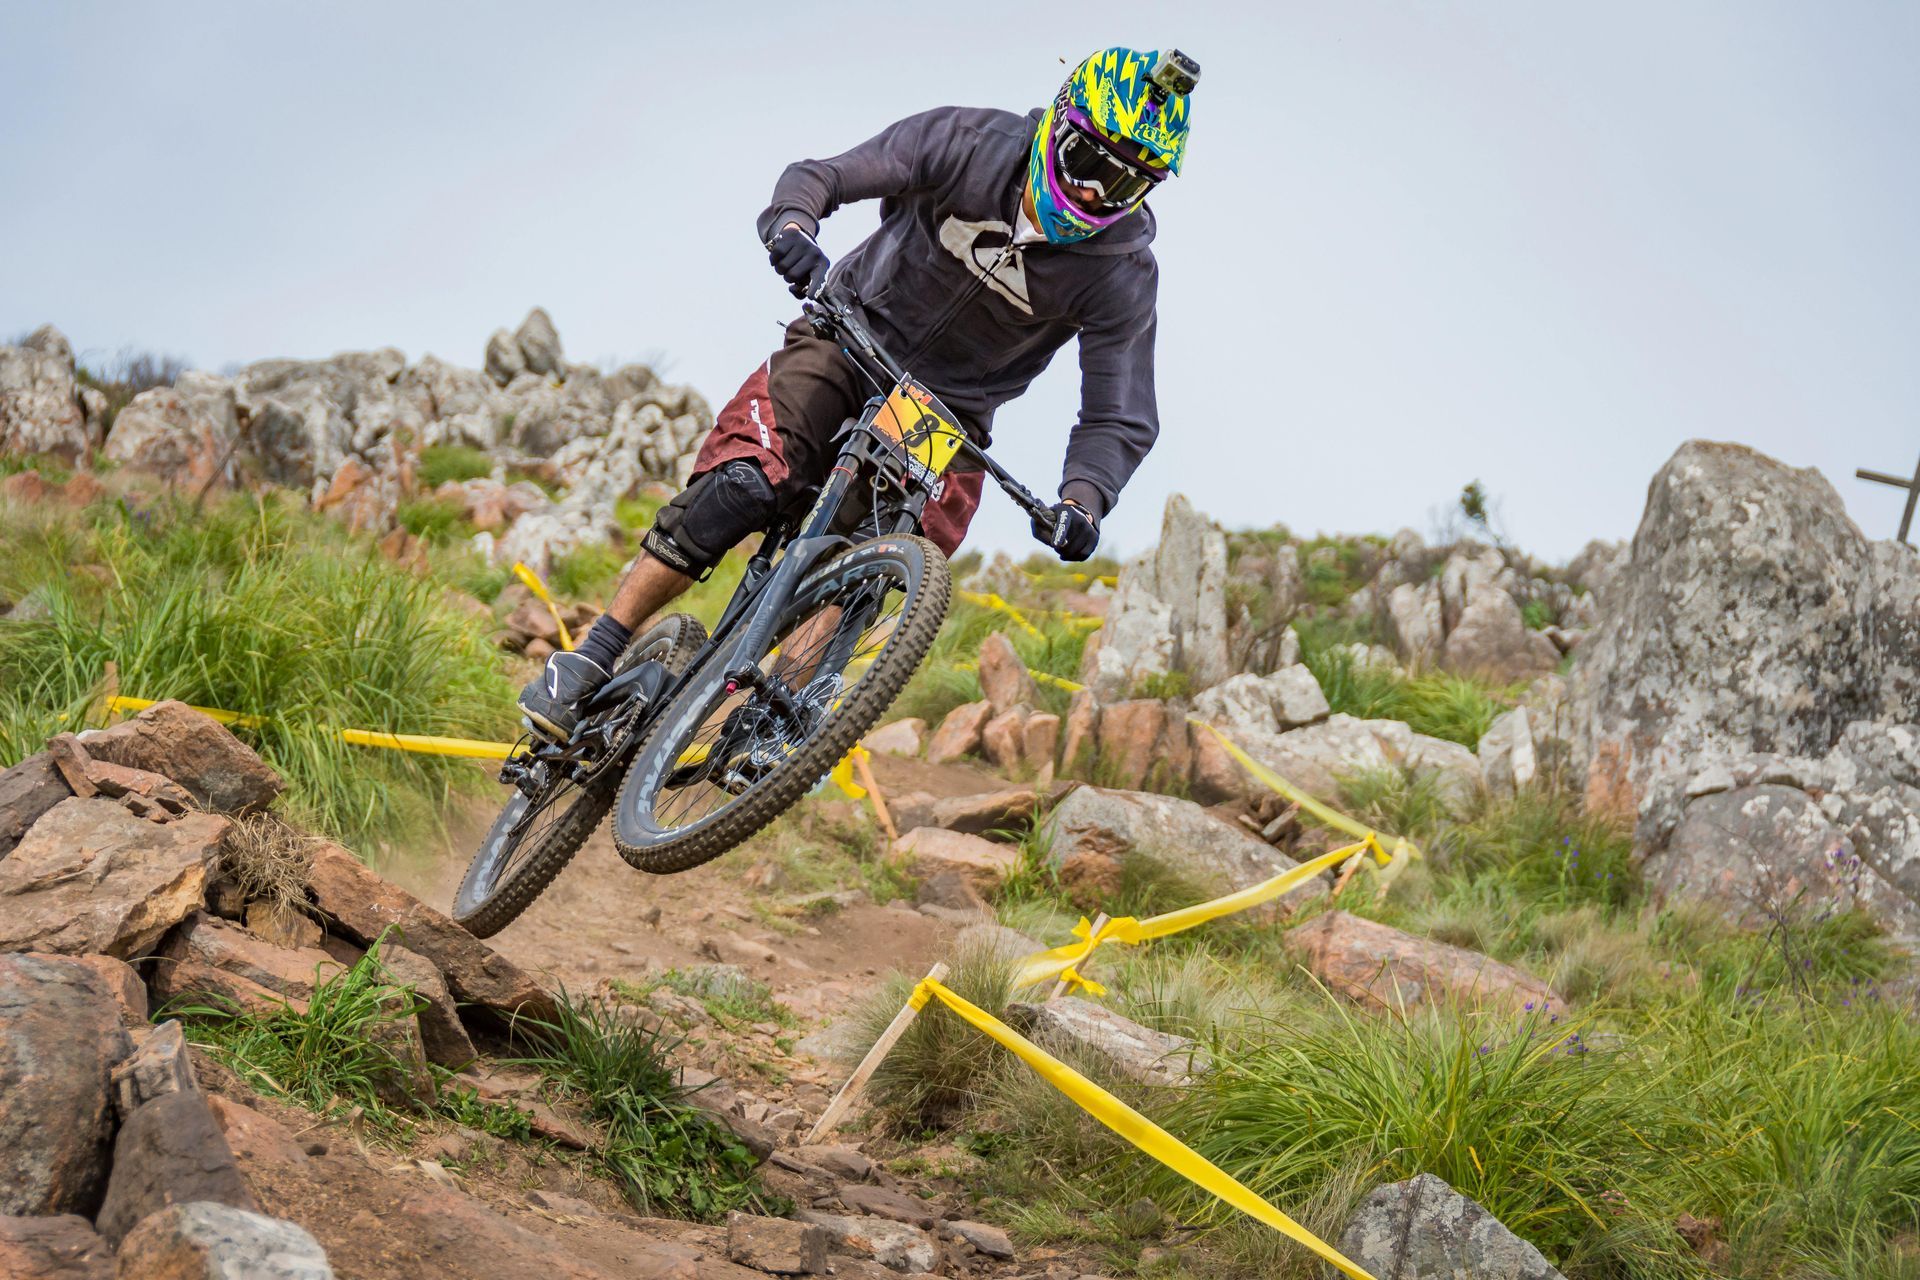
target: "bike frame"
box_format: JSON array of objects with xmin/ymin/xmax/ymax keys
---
[{"xmin": 505, "ymin": 286, "xmax": 1056, "ymax": 792}]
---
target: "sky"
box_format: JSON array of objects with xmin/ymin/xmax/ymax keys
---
[{"xmin": 3, "ymin": 2, "xmax": 1916, "ymax": 561}]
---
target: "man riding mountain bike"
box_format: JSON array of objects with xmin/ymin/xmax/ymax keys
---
[{"xmin": 520, "ymin": 45, "xmax": 1198, "ymax": 742}]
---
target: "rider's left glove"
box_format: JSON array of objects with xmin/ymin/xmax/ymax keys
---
[
  {"xmin": 767, "ymin": 226, "xmax": 830, "ymax": 299},
  {"xmin": 1034, "ymin": 500, "xmax": 1099, "ymax": 562}
]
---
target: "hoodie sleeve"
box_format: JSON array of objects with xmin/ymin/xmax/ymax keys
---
[
  {"xmin": 1061, "ymin": 255, "xmax": 1161, "ymax": 518},
  {"xmin": 757, "ymin": 108, "xmax": 972, "ymax": 245}
]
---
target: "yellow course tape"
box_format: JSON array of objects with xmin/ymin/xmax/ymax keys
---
[
  {"xmin": 105, "ymin": 697, "xmax": 518, "ymax": 761},
  {"xmin": 512, "ymin": 561, "xmax": 574, "ymax": 651},
  {"xmin": 954, "ymin": 588, "xmax": 1049, "ymax": 642},
  {"xmin": 1009, "ymin": 840, "xmax": 1380, "ymax": 995},
  {"xmin": 829, "ymin": 744, "xmax": 870, "ymax": 801},
  {"xmin": 909, "ymin": 977, "xmax": 1378, "ymax": 1280},
  {"xmin": 1197, "ymin": 722, "xmax": 1422, "ymax": 865},
  {"xmin": 1020, "ymin": 567, "xmax": 1119, "ymax": 588}
]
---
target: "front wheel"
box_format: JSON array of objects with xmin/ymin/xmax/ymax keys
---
[
  {"xmin": 452, "ymin": 613, "xmax": 706, "ymax": 937},
  {"xmin": 612, "ymin": 535, "xmax": 951, "ymax": 874}
]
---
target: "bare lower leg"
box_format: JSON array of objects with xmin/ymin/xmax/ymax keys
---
[{"xmin": 607, "ymin": 552, "xmax": 697, "ymax": 630}]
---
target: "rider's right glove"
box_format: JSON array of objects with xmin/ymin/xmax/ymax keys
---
[
  {"xmin": 767, "ymin": 226, "xmax": 830, "ymax": 299},
  {"xmin": 1034, "ymin": 500, "xmax": 1100, "ymax": 562}
]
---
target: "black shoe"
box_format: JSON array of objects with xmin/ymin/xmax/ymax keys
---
[{"xmin": 518, "ymin": 651, "xmax": 611, "ymax": 741}]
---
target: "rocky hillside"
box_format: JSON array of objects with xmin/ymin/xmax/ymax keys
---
[{"xmin": 1, "ymin": 309, "xmax": 712, "ymax": 577}]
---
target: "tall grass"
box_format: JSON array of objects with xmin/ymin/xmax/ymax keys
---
[
  {"xmin": 0, "ymin": 492, "xmax": 515, "ymax": 846},
  {"xmin": 1302, "ymin": 640, "xmax": 1512, "ymax": 748},
  {"xmin": 510, "ymin": 992, "xmax": 772, "ymax": 1219}
]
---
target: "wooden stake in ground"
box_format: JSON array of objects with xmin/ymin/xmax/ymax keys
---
[
  {"xmin": 851, "ymin": 749, "xmax": 897, "ymax": 844},
  {"xmin": 806, "ymin": 960, "xmax": 948, "ymax": 1143},
  {"xmin": 1048, "ymin": 912, "xmax": 1109, "ymax": 1002}
]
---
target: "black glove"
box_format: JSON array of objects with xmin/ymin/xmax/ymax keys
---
[
  {"xmin": 767, "ymin": 226, "xmax": 830, "ymax": 299},
  {"xmin": 1034, "ymin": 500, "xmax": 1099, "ymax": 562}
]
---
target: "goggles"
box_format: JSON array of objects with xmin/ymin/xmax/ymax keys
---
[{"xmin": 1053, "ymin": 107, "xmax": 1163, "ymax": 214}]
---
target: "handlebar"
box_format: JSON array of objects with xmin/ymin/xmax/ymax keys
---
[{"xmin": 802, "ymin": 285, "xmax": 1058, "ymax": 537}]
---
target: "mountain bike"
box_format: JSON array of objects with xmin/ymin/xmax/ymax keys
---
[{"xmin": 453, "ymin": 286, "xmax": 1060, "ymax": 937}]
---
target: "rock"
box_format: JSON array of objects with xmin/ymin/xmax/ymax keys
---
[
  {"xmin": 242, "ymin": 900, "xmax": 322, "ymax": 952},
  {"xmin": 150, "ymin": 912, "xmax": 344, "ymax": 1013},
  {"xmin": 795, "ymin": 1212, "xmax": 937, "ymax": 1273},
  {"xmin": 1143, "ymin": 494, "xmax": 1232, "ymax": 690},
  {"xmin": 1652, "ymin": 785, "xmax": 1920, "ymax": 939},
  {"xmin": 1438, "ymin": 544, "xmax": 1507, "ymax": 634},
  {"xmin": 947, "ymin": 1220, "xmax": 1014, "ymax": 1260},
  {"xmin": 1005, "ymin": 997, "xmax": 1207, "ymax": 1086},
  {"xmin": 1404, "ymin": 734, "xmax": 1485, "ymax": 812},
  {"xmin": 1060, "ymin": 688, "xmax": 1101, "ymax": 772},
  {"xmin": 1042, "ymin": 785, "xmax": 1316, "ymax": 898},
  {"xmin": 1288, "ymin": 911, "xmax": 1565, "ymax": 1017},
  {"xmin": 862, "ymin": 719, "xmax": 926, "ymax": 757},
  {"xmin": 840, "ymin": 1185, "xmax": 937, "ymax": 1229},
  {"xmin": 103, "ymin": 373, "xmax": 242, "ymax": 490},
  {"xmin": 979, "ymin": 706, "xmax": 1029, "ymax": 771},
  {"xmin": 1331, "ymin": 1172, "xmax": 1564, "ymax": 1280},
  {"xmin": 491, "ymin": 502, "xmax": 621, "ymax": 579},
  {"xmin": 113, "ymin": 1201, "xmax": 333, "ymax": 1280},
  {"xmin": 0, "ymin": 1214, "xmax": 114, "ymax": 1280},
  {"xmin": 922, "ymin": 783, "xmax": 1063, "ymax": 835},
  {"xmin": 67, "ymin": 954, "xmax": 150, "ymax": 1027},
  {"xmin": 1573, "ymin": 441, "xmax": 1920, "ymax": 852},
  {"xmin": 1093, "ymin": 699, "xmax": 1191, "ymax": 791},
  {"xmin": 1479, "ymin": 707, "xmax": 1539, "ymax": 798},
  {"xmin": 1191, "ymin": 667, "xmax": 1329, "ymax": 739},
  {"xmin": 0, "ymin": 953, "xmax": 133, "ymax": 1215},
  {"xmin": 203, "ymin": 1096, "xmax": 311, "ymax": 1174},
  {"xmin": 894, "ymin": 827, "xmax": 1020, "ymax": 890},
  {"xmin": 514, "ymin": 307, "xmax": 564, "ymax": 377},
  {"xmin": 79, "ymin": 701, "xmax": 284, "ymax": 815},
  {"xmin": 1186, "ymin": 724, "xmax": 1249, "ymax": 804},
  {"xmin": 0, "ymin": 334, "xmax": 87, "ymax": 462},
  {"xmin": 523, "ymin": 1190, "xmax": 598, "ymax": 1217},
  {"xmin": 484, "ymin": 329, "xmax": 526, "ymax": 386},
  {"xmin": 0, "ymin": 752, "xmax": 73, "ymax": 859},
  {"xmin": 1385, "ymin": 580, "xmax": 1444, "ymax": 662},
  {"xmin": 521, "ymin": 1100, "xmax": 590, "ymax": 1149},
  {"xmin": 0, "ymin": 799, "xmax": 226, "ymax": 958},
  {"xmin": 926, "ymin": 701, "xmax": 992, "ymax": 765},
  {"xmin": 1079, "ymin": 572, "xmax": 1176, "ymax": 702},
  {"xmin": 1564, "ymin": 538, "xmax": 1628, "ymax": 599},
  {"xmin": 378, "ymin": 944, "xmax": 478, "ymax": 1069},
  {"xmin": 1442, "ymin": 589, "xmax": 1560, "ymax": 684},
  {"xmin": 97, "ymin": 1090, "xmax": 258, "ymax": 1246},
  {"xmin": 790, "ymin": 1144, "xmax": 873, "ymax": 1182},
  {"xmin": 111, "ymin": 1020, "xmax": 197, "ymax": 1117},
  {"xmin": 302, "ymin": 841, "xmax": 554, "ymax": 1027},
  {"xmin": 727, "ymin": 1212, "xmax": 827, "ymax": 1274},
  {"xmin": 1024, "ymin": 713, "xmax": 1061, "ymax": 770},
  {"xmin": 1222, "ymin": 713, "xmax": 1395, "ymax": 802},
  {"xmin": 312, "ymin": 456, "xmax": 400, "ymax": 532},
  {"xmin": 977, "ymin": 633, "xmax": 1038, "ymax": 713}
]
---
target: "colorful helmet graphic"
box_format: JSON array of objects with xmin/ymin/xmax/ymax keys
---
[{"xmin": 1027, "ymin": 47, "xmax": 1198, "ymax": 245}]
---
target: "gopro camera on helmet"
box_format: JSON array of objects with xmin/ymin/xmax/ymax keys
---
[{"xmin": 1149, "ymin": 49, "xmax": 1200, "ymax": 99}]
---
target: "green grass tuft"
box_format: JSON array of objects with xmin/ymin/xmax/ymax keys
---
[{"xmin": 416, "ymin": 444, "xmax": 493, "ymax": 488}]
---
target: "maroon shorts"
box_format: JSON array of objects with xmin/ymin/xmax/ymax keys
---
[{"xmin": 688, "ymin": 319, "xmax": 984, "ymax": 557}]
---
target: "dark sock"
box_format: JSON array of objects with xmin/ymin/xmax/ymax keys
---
[{"xmin": 573, "ymin": 616, "xmax": 633, "ymax": 673}]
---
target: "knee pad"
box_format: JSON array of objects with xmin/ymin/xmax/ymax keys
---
[{"xmin": 643, "ymin": 459, "xmax": 777, "ymax": 578}]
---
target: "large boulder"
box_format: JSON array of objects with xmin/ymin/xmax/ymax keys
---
[
  {"xmin": 976, "ymin": 632, "xmax": 1038, "ymax": 714},
  {"xmin": 1329, "ymin": 1172, "xmax": 1565, "ymax": 1280},
  {"xmin": 1040, "ymin": 785, "xmax": 1318, "ymax": 900},
  {"xmin": 1573, "ymin": 441, "xmax": 1920, "ymax": 856},
  {"xmin": 79, "ymin": 701, "xmax": 283, "ymax": 816},
  {"xmin": 0, "ymin": 953, "xmax": 133, "ymax": 1216},
  {"xmin": 1288, "ymin": 911, "xmax": 1564, "ymax": 1017},
  {"xmin": 1082, "ymin": 493, "xmax": 1230, "ymax": 697},
  {"xmin": 302, "ymin": 842, "xmax": 554, "ymax": 1026},
  {"xmin": 148, "ymin": 912, "xmax": 343, "ymax": 1014},
  {"xmin": 102, "ymin": 373, "xmax": 242, "ymax": 490},
  {"xmin": 1190, "ymin": 667, "xmax": 1329, "ymax": 738},
  {"xmin": 0, "ymin": 800, "xmax": 226, "ymax": 959},
  {"xmin": 513, "ymin": 307, "xmax": 564, "ymax": 378},
  {"xmin": 0, "ymin": 328, "xmax": 87, "ymax": 462},
  {"xmin": 0, "ymin": 752, "xmax": 72, "ymax": 859},
  {"xmin": 1093, "ymin": 699, "xmax": 1192, "ymax": 791},
  {"xmin": 96, "ymin": 1090, "xmax": 258, "ymax": 1246},
  {"xmin": 1441, "ymin": 589, "xmax": 1561, "ymax": 684},
  {"xmin": 113, "ymin": 1201, "xmax": 333, "ymax": 1280}
]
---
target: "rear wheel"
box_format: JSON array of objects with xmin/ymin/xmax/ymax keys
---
[
  {"xmin": 612, "ymin": 535, "xmax": 950, "ymax": 874},
  {"xmin": 452, "ymin": 613, "xmax": 706, "ymax": 937}
]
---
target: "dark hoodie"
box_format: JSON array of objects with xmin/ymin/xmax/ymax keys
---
[{"xmin": 757, "ymin": 106, "xmax": 1160, "ymax": 518}]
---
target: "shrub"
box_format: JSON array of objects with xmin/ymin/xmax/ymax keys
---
[
  {"xmin": 170, "ymin": 939, "xmax": 427, "ymax": 1134},
  {"xmin": 1302, "ymin": 642, "xmax": 1511, "ymax": 748},
  {"xmin": 846, "ymin": 938, "xmax": 1019, "ymax": 1129},
  {"xmin": 510, "ymin": 991, "xmax": 771, "ymax": 1219},
  {"xmin": 415, "ymin": 444, "xmax": 493, "ymax": 488}
]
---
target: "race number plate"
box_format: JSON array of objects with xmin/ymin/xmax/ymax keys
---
[{"xmin": 873, "ymin": 377, "xmax": 965, "ymax": 484}]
